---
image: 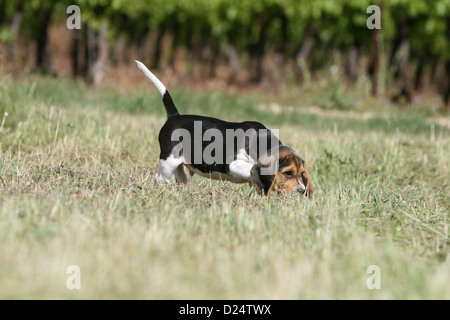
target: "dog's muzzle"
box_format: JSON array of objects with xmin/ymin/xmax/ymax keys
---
[{"xmin": 295, "ymin": 184, "xmax": 306, "ymax": 194}]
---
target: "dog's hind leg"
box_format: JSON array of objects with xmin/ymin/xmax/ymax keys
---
[
  {"xmin": 174, "ymin": 165, "xmax": 188, "ymax": 184},
  {"xmin": 155, "ymin": 155, "xmax": 184, "ymax": 183}
]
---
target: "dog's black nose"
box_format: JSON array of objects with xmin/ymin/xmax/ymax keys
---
[{"xmin": 296, "ymin": 186, "xmax": 306, "ymax": 194}]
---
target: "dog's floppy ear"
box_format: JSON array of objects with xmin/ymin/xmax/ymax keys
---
[
  {"xmin": 250, "ymin": 157, "xmax": 277, "ymax": 196},
  {"xmin": 301, "ymin": 161, "xmax": 314, "ymax": 198}
]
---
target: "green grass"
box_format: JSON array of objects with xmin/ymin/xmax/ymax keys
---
[{"xmin": 0, "ymin": 73, "xmax": 449, "ymax": 299}]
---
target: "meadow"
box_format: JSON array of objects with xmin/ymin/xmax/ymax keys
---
[{"xmin": 0, "ymin": 72, "xmax": 448, "ymax": 299}]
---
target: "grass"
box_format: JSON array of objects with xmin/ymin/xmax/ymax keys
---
[{"xmin": 0, "ymin": 72, "xmax": 449, "ymax": 299}]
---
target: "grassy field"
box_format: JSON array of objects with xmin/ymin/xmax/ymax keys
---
[{"xmin": 0, "ymin": 72, "xmax": 449, "ymax": 299}]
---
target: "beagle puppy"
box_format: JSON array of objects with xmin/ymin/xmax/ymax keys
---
[{"xmin": 135, "ymin": 61, "xmax": 313, "ymax": 197}]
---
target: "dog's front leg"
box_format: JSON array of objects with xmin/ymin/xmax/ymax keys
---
[{"xmin": 229, "ymin": 159, "xmax": 254, "ymax": 181}]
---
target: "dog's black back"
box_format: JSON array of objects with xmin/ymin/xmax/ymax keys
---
[{"xmin": 159, "ymin": 115, "xmax": 282, "ymax": 174}]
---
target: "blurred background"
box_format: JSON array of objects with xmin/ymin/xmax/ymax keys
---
[{"xmin": 0, "ymin": 0, "xmax": 449, "ymax": 110}]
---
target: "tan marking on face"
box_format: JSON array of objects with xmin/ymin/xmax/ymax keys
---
[{"xmin": 276, "ymin": 166, "xmax": 300, "ymax": 195}]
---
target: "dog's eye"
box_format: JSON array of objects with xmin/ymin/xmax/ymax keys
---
[{"xmin": 283, "ymin": 171, "xmax": 293, "ymax": 179}]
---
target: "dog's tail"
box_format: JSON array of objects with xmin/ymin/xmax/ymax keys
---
[{"xmin": 135, "ymin": 60, "xmax": 179, "ymax": 118}]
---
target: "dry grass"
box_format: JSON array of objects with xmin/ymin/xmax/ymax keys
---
[{"xmin": 0, "ymin": 73, "xmax": 449, "ymax": 299}]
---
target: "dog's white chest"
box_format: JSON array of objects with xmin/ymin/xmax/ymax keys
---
[{"xmin": 227, "ymin": 149, "xmax": 255, "ymax": 182}]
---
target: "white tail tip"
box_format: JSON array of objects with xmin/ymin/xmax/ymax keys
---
[{"xmin": 135, "ymin": 60, "xmax": 167, "ymax": 97}]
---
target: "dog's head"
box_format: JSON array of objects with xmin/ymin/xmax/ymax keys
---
[{"xmin": 250, "ymin": 146, "xmax": 313, "ymax": 197}]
